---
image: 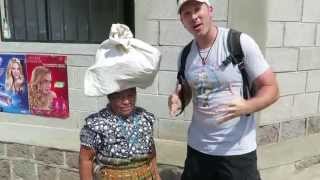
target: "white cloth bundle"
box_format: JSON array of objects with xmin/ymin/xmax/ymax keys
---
[{"xmin": 84, "ymin": 24, "xmax": 161, "ymax": 96}]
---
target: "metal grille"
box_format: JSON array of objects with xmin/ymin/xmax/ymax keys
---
[{"xmin": 0, "ymin": 0, "xmax": 134, "ymax": 43}]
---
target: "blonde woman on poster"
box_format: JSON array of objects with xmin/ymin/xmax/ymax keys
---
[
  {"xmin": 5, "ymin": 57, "xmax": 25, "ymax": 93},
  {"xmin": 28, "ymin": 65, "xmax": 69, "ymax": 118},
  {"xmin": 0, "ymin": 55, "xmax": 29, "ymax": 114}
]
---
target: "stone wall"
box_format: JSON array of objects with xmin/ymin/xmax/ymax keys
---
[{"xmin": 0, "ymin": 142, "xmax": 79, "ymax": 180}]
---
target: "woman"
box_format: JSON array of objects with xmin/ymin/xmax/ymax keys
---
[
  {"xmin": 79, "ymin": 87, "xmax": 161, "ymax": 180},
  {"xmin": 28, "ymin": 66, "xmax": 57, "ymax": 113},
  {"xmin": 5, "ymin": 57, "xmax": 25, "ymax": 93}
]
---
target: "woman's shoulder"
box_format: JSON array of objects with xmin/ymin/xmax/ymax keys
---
[
  {"xmin": 83, "ymin": 108, "xmax": 111, "ymax": 129},
  {"xmin": 135, "ymin": 106, "xmax": 155, "ymax": 122}
]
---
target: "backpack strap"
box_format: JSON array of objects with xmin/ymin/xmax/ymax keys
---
[
  {"xmin": 177, "ymin": 41, "xmax": 192, "ymax": 84},
  {"xmin": 225, "ymin": 29, "xmax": 253, "ymax": 100},
  {"xmin": 176, "ymin": 40, "xmax": 192, "ymax": 116}
]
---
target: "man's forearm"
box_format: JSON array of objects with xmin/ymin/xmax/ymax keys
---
[{"xmin": 246, "ymin": 84, "xmax": 279, "ymax": 114}]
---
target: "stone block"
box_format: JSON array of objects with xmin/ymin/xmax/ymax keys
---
[
  {"xmin": 67, "ymin": 55, "xmax": 94, "ymax": 67},
  {"xmin": 317, "ymin": 25, "xmax": 320, "ymax": 46},
  {"xmin": 259, "ymin": 96, "xmax": 293, "ymax": 125},
  {"xmin": 38, "ymin": 164, "xmax": 58, "ymax": 180},
  {"xmin": 258, "ymin": 134, "xmax": 320, "ymax": 169},
  {"xmin": 69, "ymin": 89, "xmax": 98, "ymax": 112},
  {"xmin": 212, "ymin": 0, "xmax": 229, "ymax": 21},
  {"xmin": 155, "ymin": 139, "xmax": 187, "ymax": 166},
  {"xmin": 147, "ymin": 0, "xmax": 177, "ymax": 19},
  {"xmin": 280, "ymin": 119, "xmax": 306, "ymax": 141},
  {"xmin": 136, "ymin": 94, "xmax": 182, "ymax": 120},
  {"xmin": 284, "ymin": 23, "xmax": 316, "ymax": 47},
  {"xmin": 12, "ymin": 160, "xmax": 36, "ymax": 180},
  {"xmin": 158, "ymin": 119, "xmax": 190, "ymax": 141},
  {"xmin": 65, "ymin": 151, "xmax": 79, "ymax": 169},
  {"xmin": 59, "ymin": 169, "xmax": 79, "ymax": 180},
  {"xmin": 71, "ymin": 110, "xmax": 91, "ymax": 129},
  {"xmin": 302, "ymin": 0, "xmax": 320, "ymax": 22},
  {"xmin": 0, "ymin": 160, "xmax": 10, "ymax": 180},
  {"xmin": 299, "ymin": 47, "xmax": 320, "ymax": 70},
  {"xmin": 160, "ymin": 20, "xmax": 193, "ymax": 46},
  {"xmin": 159, "ymin": 46, "xmax": 182, "ymax": 71},
  {"xmin": 276, "ymin": 72, "xmax": 307, "ymax": 96},
  {"xmin": 0, "ymin": 143, "xmax": 5, "ymax": 156},
  {"xmin": 267, "ymin": 0, "xmax": 302, "ymax": 21},
  {"xmin": 307, "ymin": 70, "xmax": 320, "ymax": 92},
  {"xmin": 35, "ymin": 147, "xmax": 64, "ymax": 165},
  {"xmin": 159, "ymin": 71, "xmax": 178, "ymax": 95},
  {"xmin": 135, "ymin": 20, "xmax": 159, "ymax": 46},
  {"xmin": 257, "ymin": 124, "xmax": 280, "ymax": 146},
  {"xmin": 292, "ymin": 93, "xmax": 319, "ymax": 117},
  {"xmin": 265, "ymin": 48, "xmax": 298, "ymax": 72},
  {"xmin": 67, "ymin": 67, "xmax": 86, "ymax": 89},
  {"xmin": 153, "ymin": 117, "xmax": 160, "ymax": 138},
  {"xmin": 308, "ymin": 116, "xmax": 320, "ymax": 134},
  {"xmin": 0, "ymin": 42, "xmax": 98, "ymax": 55},
  {"xmin": 266, "ymin": 22, "xmax": 284, "ymax": 47},
  {"xmin": 7, "ymin": 143, "xmax": 33, "ymax": 159}
]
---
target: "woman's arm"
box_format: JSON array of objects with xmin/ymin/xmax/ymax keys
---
[
  {"xmin": 151, "ymin": 144, "xmax": 161, "ymax": 180},
  {"xmin": 79, "ymin": 145, "xmax": 96, "ymax": 180}
]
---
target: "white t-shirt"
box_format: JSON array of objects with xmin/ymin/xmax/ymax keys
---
[{"xmin": 181, "ymin": 27, "xmax": 269, "ymax": 156}]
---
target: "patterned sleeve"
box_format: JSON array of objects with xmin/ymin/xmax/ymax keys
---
[
  {"xmin": 80, "ymin": 115, "xmax": 102, "ymax": 149},
  {"xmin": 142, "ymin": 109, "xmax": 155, "ymax": 126}
]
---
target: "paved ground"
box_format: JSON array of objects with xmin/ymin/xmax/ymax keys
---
[{"xmin": 293, "ymin": 164, "xmax": 320, "ymax": 180}]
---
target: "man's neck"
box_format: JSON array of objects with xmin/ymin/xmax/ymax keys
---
[{"xmin": 195, "ymin": 25, "xmax": 218, "ymax": 49}]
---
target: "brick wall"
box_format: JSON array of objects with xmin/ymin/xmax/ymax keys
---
[
  {"xmin": 259, "ymin": 0, "xmax": 320, "ymax": 145},
  {"xmin": 0, "ymin": 142, "xmax": 79, "ymax": 180}
]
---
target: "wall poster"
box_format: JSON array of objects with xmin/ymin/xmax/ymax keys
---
[{"xmin": 0, "ymin": 54, "xmax": 69, "ymax": 119}]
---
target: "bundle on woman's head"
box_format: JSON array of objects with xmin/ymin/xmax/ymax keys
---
[{"xmin": 84, "ymin": 24, "xmax": 161, "ymax": 96}]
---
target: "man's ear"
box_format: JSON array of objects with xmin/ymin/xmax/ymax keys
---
[{"xmin": 209, "ymin": 5, "xmax": 214, "ymax": 15}]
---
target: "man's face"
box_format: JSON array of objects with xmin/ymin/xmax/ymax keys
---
[
  {"xmin": 40, "ymin": 73, "xmax": 52, "ymax": 95},
  {"xmin": 180, "ymin": 1, "xmax": 213, "ymax": 38}
]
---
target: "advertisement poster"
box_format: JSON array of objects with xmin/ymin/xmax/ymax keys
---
[
  {"xmin": 0, "ymin": 54, "xmax": 30, "ymax": 114},
  {"xmin": 26, "ymin": 55, "xmax": 69, "ymax": 118}
]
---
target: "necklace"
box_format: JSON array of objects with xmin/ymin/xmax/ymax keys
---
[
  {"xmin": 197, "ymin": 43, "xmax": 214, "ymax": 65},
  {"xmin": 196, "ymin": 26, "xmax": 218, "ymax": 65}
]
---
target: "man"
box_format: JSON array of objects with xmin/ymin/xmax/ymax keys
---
[{"xmin": 168, "ymin": 0, "xmax": 279, "ymax": 179}]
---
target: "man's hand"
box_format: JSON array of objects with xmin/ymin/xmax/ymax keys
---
[
  {"xmin": 215, "ymin": 97, "xmax": 251, "ymax": 123},
  {"xmin": 168, "ymin": 84, "xmax": 182, "ymax": 117},
  {"xmin": 197, "ymin": 97, "xmax": 251, "ymax": 124}
]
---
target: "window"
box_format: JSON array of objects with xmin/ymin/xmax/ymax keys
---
[{"xmin": 0, "ymin": 0, "xmax": 134, "ymax": 43}]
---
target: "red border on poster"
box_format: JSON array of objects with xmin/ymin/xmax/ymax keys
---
[{"xmin": 26, "ymin": 55, "xmax": 69, "ymax": 119}]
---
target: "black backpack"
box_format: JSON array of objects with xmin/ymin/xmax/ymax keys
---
[{"xmin": 176, "ymin": 29, "xmax": 255, "ymax": 115}]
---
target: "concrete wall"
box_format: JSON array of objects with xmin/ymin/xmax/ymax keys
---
[{"xmin": 0, "ymin": 0, "xmax": 320, "ymax": 179}]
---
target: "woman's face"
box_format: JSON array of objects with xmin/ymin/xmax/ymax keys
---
[
  {"xmin": 109, "ymin": 88, "xmax": 136, "ymax": 117},
  {"xmin": 11, "ymin": 63, "xmax": 21, "ymax": 79},
  {"xmin": 39, "ymin": 73, "xmax": 52, "ymax": 95}
]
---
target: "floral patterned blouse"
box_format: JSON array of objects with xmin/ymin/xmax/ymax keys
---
[{"xmin": 80, "ymin": 105, "xmax": 155, "ymax": 165}]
